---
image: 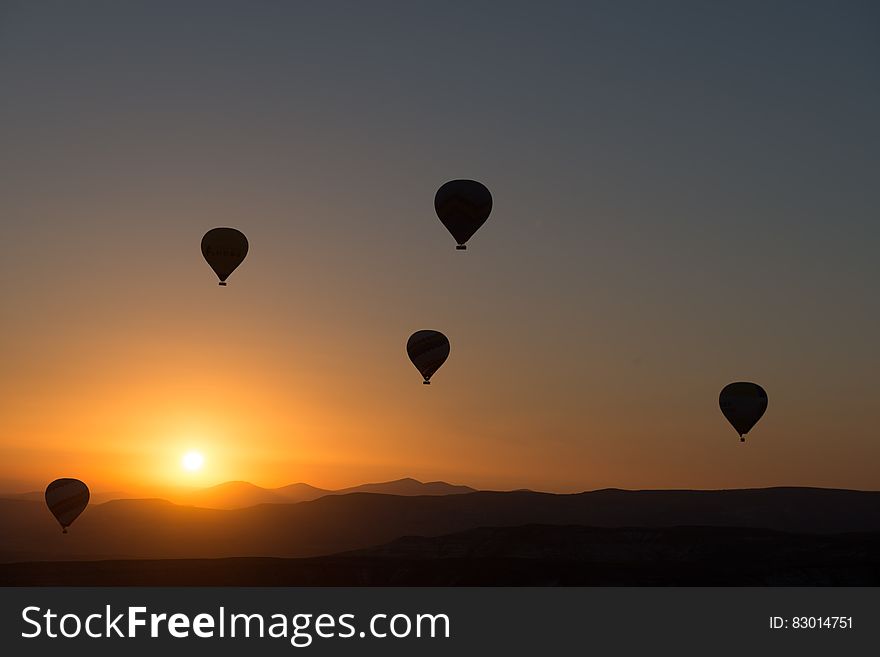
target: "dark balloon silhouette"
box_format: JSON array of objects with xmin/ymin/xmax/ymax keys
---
[
  {"xmin": 434, "ymin": 180, "xmax": 493, "ymax": 250},
  {"xmin": 201, "ymin": 227, "xmax": 249, "ymax": 286},
  {"xmin": 407, "ymin": 330, "xmax": 450, "ymax": 384},
  {"xmin": 45, "ymin": 478, "xmax": 90, "ymax": 533},
  {"xmin": 719, "ymin": 382, "xmax": 768, "ymax": 442}
]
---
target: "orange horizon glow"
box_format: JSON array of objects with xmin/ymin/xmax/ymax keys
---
[{"xmin": 2, "ymin": 247, "xmax": 878, "ymax": 495}]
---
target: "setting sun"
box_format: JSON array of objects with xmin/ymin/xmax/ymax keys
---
[{"xmin": 182, "ymin": 451, "xmax": 205, "ymax": 472}]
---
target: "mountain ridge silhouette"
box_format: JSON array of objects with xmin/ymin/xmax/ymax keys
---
[
  {"xmin": 0, "ymin": 477, "xmax": 477, "ymax": 510},
  {"xmin": 1, "ymin": 487, "xmax": 879, "ymax": 564}
]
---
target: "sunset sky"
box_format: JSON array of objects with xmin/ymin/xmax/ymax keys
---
[{"xmin": 1, "ymin": 1, "xmax": 878, "ymax": 494}]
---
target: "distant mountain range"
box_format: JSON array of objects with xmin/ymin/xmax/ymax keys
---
[
  {"xmin": 177, "ymin": 477, "xmax": 476, "ymax": 508},
  {"xmin": 0, "ymin": 478, "xmax": 476, "ymax": 510},
  {"xmin": 1, "ymin": 487, "xmax": 879, "ymax": 565}
]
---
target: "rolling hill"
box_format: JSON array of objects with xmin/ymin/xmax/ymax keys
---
[
  {"xmin": 1, "ymin": 487, "xmax": 878, "ymax": 564},
  {"xmin": 2, "ymin": 524, "xmax": 878, "ymax": 586}
]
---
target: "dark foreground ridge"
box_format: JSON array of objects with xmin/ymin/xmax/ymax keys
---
[
  {"xmin": 2, "ymin": 525, "xmax": 878, "ymax": 586},
  {"xmin": 2, "ymin": 487, "xmax": 879, "ymax": 563}
]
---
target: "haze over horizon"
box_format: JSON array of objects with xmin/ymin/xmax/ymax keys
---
[
  {"xmin": 0, "ymin": 475, "xmax": 474, "ymax": 497},
  {"xmin": 3, "ymin": 475, "xmax": 879, "ymax": 500},
  {"xmin": 2, "ymin": 1, "xmax": 879, "ymax": 495}
]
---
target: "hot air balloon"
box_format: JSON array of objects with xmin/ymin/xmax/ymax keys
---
[
  {"xmin": 434, "ymin": 180, "xmax": 492, "ymax": 250},
  {"xmin": 201, "ymin": 227, "xmax": 249, "ymax": 286},
  {"xmin": 719, "ymin": 382, "xmax": 768, "ymax": 442},
  {"xmin": 407, "ymin": 330, "xmax": 450, "ymax": 384},
  {"xmin": 45, "ymin": 478, "xmax": 90, "ymax": 534}
]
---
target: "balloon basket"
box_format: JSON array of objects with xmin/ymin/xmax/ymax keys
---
[
  {"xmin": 62, "ymin": 527, "xmax": 68, "ymax": 534},
  {"xmin": 423, "ymin": 380, "xmax": 431, "ymax": 385},
  {"xmin": 218, "ymin": 282, "xmax": 227, "ymax": 286},
  {"xmin": 740, "ymin": 437, "xmax": 745, "ymax": 443},
  {"xmin": 456, "ymin": 245, "xmax": 467, "ymax": 250}
]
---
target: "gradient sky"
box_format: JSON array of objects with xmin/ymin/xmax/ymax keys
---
[{"xmin": 1, "ymin": 0, "xmax": 878, "ymax": 494}]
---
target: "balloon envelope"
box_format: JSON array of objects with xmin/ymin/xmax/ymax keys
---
[
  {"xmin": 719, "ymin": 382, "xmax": 768, "ymax": 440},
  {"xmin": 45, "ymin": 478, "xmax": 90, "ymax": 533},
  {"xmin": 201, "ymin": 227, "xmax": 249, "ymax": 285},
  {"xmin": 407, "ymin": 330, "xmax": 450, "ymax": 384},
  {"xmin": 434, "ymin": 180, "xmax": 492, "ymax": 249}
]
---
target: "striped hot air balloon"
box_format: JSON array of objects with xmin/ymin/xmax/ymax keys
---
[
  {"xmin": 407, "ymin": 330, "xmax": 450, "ymax": 384},
  {"xmin": 719, "ymin": 382, "xmax": 768, "ymax": 442},
  {"xmin": 434, "ymin": 180, "xmax": 493, "ymax": 250},
  {"xmin": 45, "ymin": 478, "xmax": 90, "ymax": 533}
]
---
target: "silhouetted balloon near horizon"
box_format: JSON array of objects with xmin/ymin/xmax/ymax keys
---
[
  {"xmin": 719, "ymin": 382, "xmax": 768, "ymax": 442},
  {"xmin": 434, "ymin": 180, "xmax": 492, "ymax": 250},
  {"xmin": 407, "ymin": 330, "xmax": 450, "ymax": 384},
  {"xmin": 201, "ymin": 227, "xmax": 249, "ymax": 286},
  {"xmin": 45, "ymin": 478, "xmax": 90, "ymax": 534}
]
